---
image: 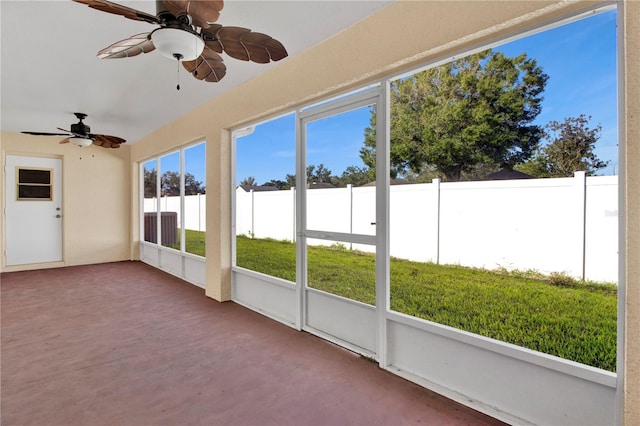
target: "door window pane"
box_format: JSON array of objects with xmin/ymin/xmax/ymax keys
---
[
  {"xmin": 17, "ymin": 168, "xmax": 52, "ymax": 200},
  {"xmin": 19, "ymin": 169, "xmax": 50, "ymax": 184},
  {"xmin": 306, "ymin": 105, "xmax": 375, "ymax": 235}
]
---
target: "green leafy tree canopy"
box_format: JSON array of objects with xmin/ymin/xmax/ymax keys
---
[
  {"xmin": 361, "ymin": 49, "xmax": 549, "ymax": 181},
  {"xmin": 516, "ymin": 114, "xmax": 608, "ymax": 177},
  {"xmin": 144, "ymin": 169, "xmax": 205, "ymax": 197}
]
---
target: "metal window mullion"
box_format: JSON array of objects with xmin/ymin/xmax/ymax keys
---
[
  {"xmin": 299, "ymin": 90, "xmax": 379, "ymax": 123},
  {"xmin": 376, "ymin": 81, "xmax": 390, "ymax": 368},
  {"xmin": 300, "ymin": 85, "xmax": 380, "ymax": 118},
  {"xmin": 303, "ymin": 230, "xmax": 375, "ymax": 246},
  {"xmin": 180, "ymin": 148, "xmax": 186, "ymax": 253},
  {"xmin": 231, "ymin": 134, "xmax": 238, "ymax": 267},
  {"xmin": 139, "ymin": 162, "xmax": 145, "ymax": 243},
  {"xmin": 156, "ymin": 158, "xmax": 161, "ymax": 247},
  {"xmin": 295, "ymin": 108, "xmax": 306, "ymax": 331}
]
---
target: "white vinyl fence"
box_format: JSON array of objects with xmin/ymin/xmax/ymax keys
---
[
  {"xmin": 147, "ymin": 172, "xmax": 618, "ymax": 282},
  {"xmin": 144, "ymin": 193, "xmax": 207, "ymax": 232}
]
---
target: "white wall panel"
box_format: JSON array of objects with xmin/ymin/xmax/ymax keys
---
[
  {"xmin": 141, "ymin": 242, "xmax": 205, "ymax": 288},
  {"xmin": 305, "ymin": 290, "xmax": 377, "ymax": 355},
  {"xmin": 184, "ymin": 255, "xmax": 205, "ymax": 288},
  {"xmin": 232, "ymin": 268, "xmax": 296, "ymax": 327},
  {"xmin": 386, "ymin": 315, "xmax": 616, "ymax": 425}
]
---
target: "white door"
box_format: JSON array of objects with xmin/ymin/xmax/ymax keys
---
[{"xmin": 5, "ymin": 155, "xmax": 63, "ymax": 265}]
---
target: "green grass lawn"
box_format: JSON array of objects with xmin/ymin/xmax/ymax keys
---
[
  {"xmin": 187, "ymin": 231, "xmax": 617, "ymax": 371},
  {"xmin": 168, "ymin": 229, "xmax": 206, "ymax": 256}
]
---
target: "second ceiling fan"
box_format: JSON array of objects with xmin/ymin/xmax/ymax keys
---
[{"xmin": 73, "ymin": 0, "xmax": 288, "ymax": 84}]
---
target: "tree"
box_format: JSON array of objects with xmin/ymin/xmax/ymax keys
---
[
  {"xmin": 240, "ymin": 176, "xmax": 257, "ymax": 187},
  {"xmin": 184, "ymin": 173, "xmax": 206, "ymax": 195},
  {"xmin": 340, "ymin": 165, "xmax": 373, "ymax": 186},
  {"xmin": 146, "ymin": 170, "xmax": 205, "ymax": 196},
  {"xmin": 361, "ymin": 49, "xmax": 548, "ymax": 181},
  {"xmin": 160, "ymin": 171, "xmax": 180, "ymax": 196},
  {"xmin": 543, "ymin": 115, "xmax": 607, "ymax": 177},
  {"xmin": 307, "ymin": 164, "xmax": 333, "ymax": 183},
  {"xmin": 144, "ymin": 168, "xmax": 157, "ymax": 198},
  {"xmin": 516, "ymin": 115, "xmax": 608, "ymax": 177},
  {"xmin": 284, "ymin": 173, "xmax": 297, "ymax": 189},
  {"xmin": 263, "ymin": 179, "xmax": 289, "ymax": 189}
]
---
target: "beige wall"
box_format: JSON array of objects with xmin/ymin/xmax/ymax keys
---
[{"xmin": 0, "ymin": 131, "xmax": 131, "ymax": 272}]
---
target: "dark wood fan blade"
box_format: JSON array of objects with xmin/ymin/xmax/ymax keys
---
[
  {"xmin": 204, "ymin": 25, "xmax": 288, "ymax": 63},
  {"xmin": 183, "ymin": 47, "xmax": 226, "ymax": 82},
  {"xmin": 60, "ymin": 138, "xmax": 72, "ymax": 144},
  {"xmin": 239, "ymin": 32, "xmax": 275, "ymax": 64},
  {"xmin": 217, "ymin": 26, "xmax": 251, "ymax": 61},
  {"xmin": 161, "ymin": 1, "xmax": 188, "ymax": 19},
  {"xmin": 97, "ymin": 33, "xmax": 155, "ymax": 59},
  {"xmin": 187, "ymin": 0, "xmax": 223, "ymax": 26},
  {"xmin": 72, "ymin": 0, "xmax": 159, "ymax": 24},
  {"xmin": 92, "ymin": 134, "xmax": 126, "ymax": 148},
  {"xmin": 161, "ymin": 1, "xmax": 223, "ymax": 28},
  {"xmin": 259, "ymin": 38, "xmax": 288, "ymax": 62},
  {"xmin": 22, "ymin": 131, "xmax": 71, "ymax": 136}
]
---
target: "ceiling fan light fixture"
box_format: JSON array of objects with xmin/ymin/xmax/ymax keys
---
[
  {"xmin": 70, "ymin": 137, "xmax": 93, "ymax": 147},
  {"xmin": 151, "ymin": 28, "xmax": 204, "ymax": 61}
]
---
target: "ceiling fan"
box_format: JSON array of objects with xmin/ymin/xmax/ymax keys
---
[
  {"xmin": 72, "ymin": 0, "xmax": 288, "ymax": 86},
  {"xmin": 22, "ymin": 113, "xmax": 126, "ymax": 148}
]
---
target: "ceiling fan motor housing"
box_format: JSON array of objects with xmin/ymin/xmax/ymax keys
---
[{"xmin": 70, "ymin": 121, "xmax": 90, "ymax": 136}]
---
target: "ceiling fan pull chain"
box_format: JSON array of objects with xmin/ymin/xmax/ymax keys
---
[{"xmin": 174, "ymin": 53, "xmax": 183, "ymax": 90}]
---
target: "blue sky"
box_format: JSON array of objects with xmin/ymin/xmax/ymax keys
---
[{"xmin": 199, "ymin": 8, "xmax": 619, "ymax": 185}]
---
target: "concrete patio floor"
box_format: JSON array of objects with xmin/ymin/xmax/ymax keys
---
[{"xmin": 1, "ymin": 261, "xmax": 505, "ymax": 425}]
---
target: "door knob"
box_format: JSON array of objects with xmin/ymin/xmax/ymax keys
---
[{"xmin": 56, "ymin": 215, "xmax": 61, "ymax": 218}]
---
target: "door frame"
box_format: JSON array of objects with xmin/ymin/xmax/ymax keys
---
[{"xmin": 295, "ymin": 85, "xmax": 389, "ymax": 360}]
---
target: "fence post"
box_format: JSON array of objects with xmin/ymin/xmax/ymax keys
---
[
  {"xmin": 575, "ymin": 171, "xmax": 587, "ymax": 280},
  {"xmin": 291, "ymin": 187, "xmax": 296, "ymax": 242},
  {"xmin": 250, "ymin": 189, "xmax": 255, "ymax": 238},
  {"xmin": 197, "ymin": 193, "xmax": 202, "ymax": 231},
  {"xmin": 348, "ymin": 184, "xmax": 353, "ymax": 250},
  {"xmin": 432, "ymin": 178, "xmax": 441, "ymax": 265}
]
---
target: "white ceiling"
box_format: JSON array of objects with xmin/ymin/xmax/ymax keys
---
[{"xmin": 1, "ymin": 0, "xmax": 393, "ymax": 144}]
